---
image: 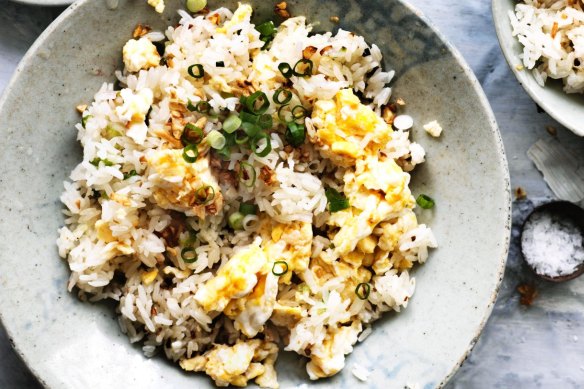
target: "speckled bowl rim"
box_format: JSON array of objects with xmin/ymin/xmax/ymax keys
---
[
  {"xmin": 0, "ymin": 0, "xmax": 511, "ymax": 387},
  {"xmin": 9, "ymin": 0, "xmax": 74, "ymax": 6},
  {"xmin": 491, "ymin": 0, "xmax": 584, "ymax": 137}
]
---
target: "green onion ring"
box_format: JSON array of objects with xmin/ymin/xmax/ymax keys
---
[
  {"xmin": 355, "ymin": 282, "xmax": 371, "ymax": 300},
  {"xmin": 182, "ymin": 144, "xmax": 199, "ymax": 163},
  {"xmin": 239, "ymin": 161, "xmax": 257, "ymax": 187},
  {"xmin": 187, "ymin": 64, "xmax": 205, "ymax": 78},
  {"xmin": 272, "ymin": 261, "xmax": 289, "ymax": 276},
  {"xmin": 181, "ymin": 247, "xmax": 198, "ymax": 263},
  {"xmin": 273, "ymin": 88, "xmax": 293, "ymax": 104}
]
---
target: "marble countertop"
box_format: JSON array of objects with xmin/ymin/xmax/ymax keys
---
[{"xmin": 1, "ymin": 0, "xmax": 583, "ymax": 387}]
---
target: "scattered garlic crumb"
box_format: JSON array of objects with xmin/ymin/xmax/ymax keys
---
[
  {"xmin": 76, "ymin": 104, "xmax": 88, "ymax": 114},
  {"xmin": 423, "ymin": 120, "xmax": 443, "ymax": 137},
  {"xmin": 351, "ymin": 364, "xmax": 371, "ymax": 382},
  {"xmin": 515, "ymin": 186, "xmax": 527, "ymax": 200},
  {"xmin": 133, "ymin": 23, "xmax": 152, "ymax": 39},
  {"xmin": 517, "ymin": 284, "xmax": 538, "ymax": 306},
  {"xmin": 396, "ymin": 97, "xmax": 406, "ymax": 106},
  {"xmin": 393, "ymin": 115, "xmax": 414, "ymax": 131},
  {"xmin": 546, "ymin": 125, "xmax": 557, "ymax": 137},
  {"xmin": 330, "ymin": 16, "xmax": 340, "ymax": 23},
  {"xmin": 516, "ymin": 64, "xmax": 524, "ymax": 71},
  {"xmin": 147, "ymin": 0, "xmax": 165, "ymax": 13},
  {"xmin": 275, "ymin": 1, "xmax": 290, "ymax": 19}
]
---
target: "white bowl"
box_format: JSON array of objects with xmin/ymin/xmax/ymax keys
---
[
  {"xmin": 0, "ymin": 0, "xmax": 511, "ymax": 387},
  {"xmin": 493, "ymin": 0, "xmax": 584, "ymax": 136}
]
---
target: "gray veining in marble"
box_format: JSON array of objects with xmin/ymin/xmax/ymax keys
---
[{"xmin": 0, "ymin": 0, "xmax": 582, "ymax": 388}]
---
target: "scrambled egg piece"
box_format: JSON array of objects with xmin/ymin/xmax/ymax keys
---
[
  {"xmin": 146, "ymin": 149, "xmax": 224, "ymax": 218},
  {"xmin": 224, "ymin": 272, "xmax": 279, "ymax": 337},
  {"xmin": 261, "ymin": 220, "xmax": 313, "ymax": 284},
  {"xmin": 306, "ymin": 321, "xmax": 361, "ymax": 380},
  {"xmin": 122, "ymin": 37, "xmax": 161, "ymax": 73},
  {"xmin": 310, "ymin": 88, "xmax": 392, "ymax": 165},
  {"xmin": 329, "ymin": 157, "xmax": 414, "ymax": 257},
  {"xmin": 216, "ymin": 3, "xmax": 252, "ymax": 34},
  {"xmin": 115, "ymin": 88, "xmax": 154, "ymax": 145},
  {"xmin": 270, "ymin": 302, "xmax": 303, "ymax": 327},
  {"xmin": 147, "ymin": 0, "xmax": 165, "ymax": 13},
  {"xmin": 195, "ymin": 242, "xmax": 267, "ymax": 313},
  {"xmin": 180, "ymin": 339, "xmax": 279, "ymax": 388}
]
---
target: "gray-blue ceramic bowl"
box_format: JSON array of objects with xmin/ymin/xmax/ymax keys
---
[{"xmin": 0, "ymin": 0, "xmax": 510, "ymax": 388}]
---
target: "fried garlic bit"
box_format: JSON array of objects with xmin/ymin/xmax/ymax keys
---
[
  {"xmin": 517, "ymin": 284, "xmax": 538, "ymax": 306},
  {"xmin": 275, "ymin": 1, "xmax": 290, "ymax": 19},
  {"xmin": 515, "ymin": 187, "xmax": 527, "ymax": 200},
  {"xmin": 76, "ymin": 104, "xmax": 88, "ymax": 114},
  {"xmin": 132, "ymin": 23, "xmax": 152, "ymax": 39}
]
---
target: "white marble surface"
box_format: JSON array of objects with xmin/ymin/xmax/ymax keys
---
[{"xmin": 0, "ymin": 0, "xmax": 583, "ymax": 388}]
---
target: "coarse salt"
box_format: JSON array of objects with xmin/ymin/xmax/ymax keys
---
[{"xmin": 521, "ymin": 210, "xmax": 584, "ymax": 277}]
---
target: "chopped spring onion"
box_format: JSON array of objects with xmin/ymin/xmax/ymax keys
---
[
  {"xmin": 181, "ymin": 247, "xmax": 198, "ymax": 263},
  {"xmin": 181, "ymin": 123, "xmax": 204, "ymax": 146},
  {"xmin": 104, "ymin": 125, "xmax": 123, "ymax": 139},
  {"xmin": 278, "ymin": 62, "xmax": 293, "ymax": 79},
  {"xmin": 196, "ymin": 101, "xmax": 211, "ymax": 114},
  {"xmin": 239, "ymin": 162, "xmax": 257, "ymax": 187},
  {"xmin": 239, "ymin": 202, "xmax": 258, "ymax": 216},
  {"xmin": 355, "ymin": 282, "xmax": 371, "ymax": 300},
  {"xmin": 285, "ymin": 122, "xmax": 306, "ymax": 147},
  {"xmin": 293, "ymin": 59, "xmax": 313, "ymax": 77},
  {"xmin": 235, "ymin": 131, "xmax": 250, "ymax": 145},
  {"xmin": 258, "ymin": 114, "xmax": 273, "ymax": 129},
  {"xmin": 123, "ymin": 170, "xmax": 138, "ymax": 180},
  {"xmin": 416, "ymin": 194, "xmax": 435, "ymax": 209},
  {"xmin": 90, "ymin": 158, "xmax": 114, "ymax": 167},
  {"xmin": 206, "ymin": 130, "xmax": 226, "ymax": 150},
  {"xmin": 82, "ymin": 115, "xmax": 92, "ymax": 128},
  {"xmin": 188, "ymin": 64, "xmax": 204, "ymax": 78},
  {"xmin": 325, "ymin": 188, "xmax": 350, "ymax": 213},
  {"xmin": 228, "ymin": 211, "xmax": 244, "ymax": 230},
  {"xmin": 222, "ymin": 114, "xmax": 242, "ymax": 134},
  {"xmin": 272, "ymin": 261, "xmax": 289, "ymax": 276},
  {"xmin": 273, "ymin": 88, "xmax": 293, "ymax": 105},
  {"xmin": 251, "ymin": 132, "xmax": 272, "ymax": 157},
  {"xmin": 240, "ymin": 111, "xmax": 260, "ymax": 125},
  {"xmin": 195, "ymin": 185, "xmax": 215, "ymax": 205},
  {"xmin": 277, "ymin": 104, "xmax": 293, "ymax": 123},
  {"xmin": 242, "ymin": 91, "xmax": 270, "ymax": 115},
  {"xmin": 181, "ymin": 231, "xmax": 198, "ymax": 248},
  {"xmin": 186, "ymin": 0, "xmax": 207, "ymax": 13},
  {"xmin": 182, "ymin": 144, "xmax": 199, "ymax": 163},
  {"xmin": 187, "ymin": 99, "xmax": 197, "ymax": 112},
  {"xmin": 241, "ymin": 122, "xmax": 261, "ymax": 138},
  {"xmin": 256, "ymin": 21, "xmax": 275, "ymax": 36},
  {"xmin": 216, "ymin": 146, "xmax": 232, "ymax": 160},
  {"xmin": 292, "ymin": 105, "xmax": 308, "ymax": 121}
]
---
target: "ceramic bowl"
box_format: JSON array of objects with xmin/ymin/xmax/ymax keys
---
[
  {"xmin": 10, "ymin": 0, "xmax": 73, "ymax": 6},
  {"xmin": 0, "ymin": 0, "xmax": 511, "ymax": 388},
  {"xmin": 492, "ymin": 0, "xmax": 584, "ymax": 136}
]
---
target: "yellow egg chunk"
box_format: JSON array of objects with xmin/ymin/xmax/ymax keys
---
[
  {"xmin": 224, "ymin": 272, "xmax": 279, "ymax": 337},
  {"xmin": 122, "ymin": 37, "xmax": 160, "ymax": 73},
  {"xmin": 194, "ymin": 242, "xmax": 267, "ymax": 313},
  {"xmin": 310, "ymin": 88, "xmax": 392, "ymax": 165},
  {"xmin": 261, "ymin": 220, "xmax": 313, "ymax": 284},
  {"xmin": 216, "ymin": 3, "xmax": 253, "ymax": 33},
  {"xmin": 179, "ymin": 339, "xmax": 279, "ymax": 388},
  {"xmin": 146, "ymin": 149, "xmax": 223, "ymax": 219}
]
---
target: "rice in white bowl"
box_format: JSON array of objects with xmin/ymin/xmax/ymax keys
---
[
  {"xmin": 509, "ymin": 0, "xmax": 584, "ymax": 93},
  {"xmin": 57, "ymin": 4, "xmax": 437, "ymax": 388}
]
